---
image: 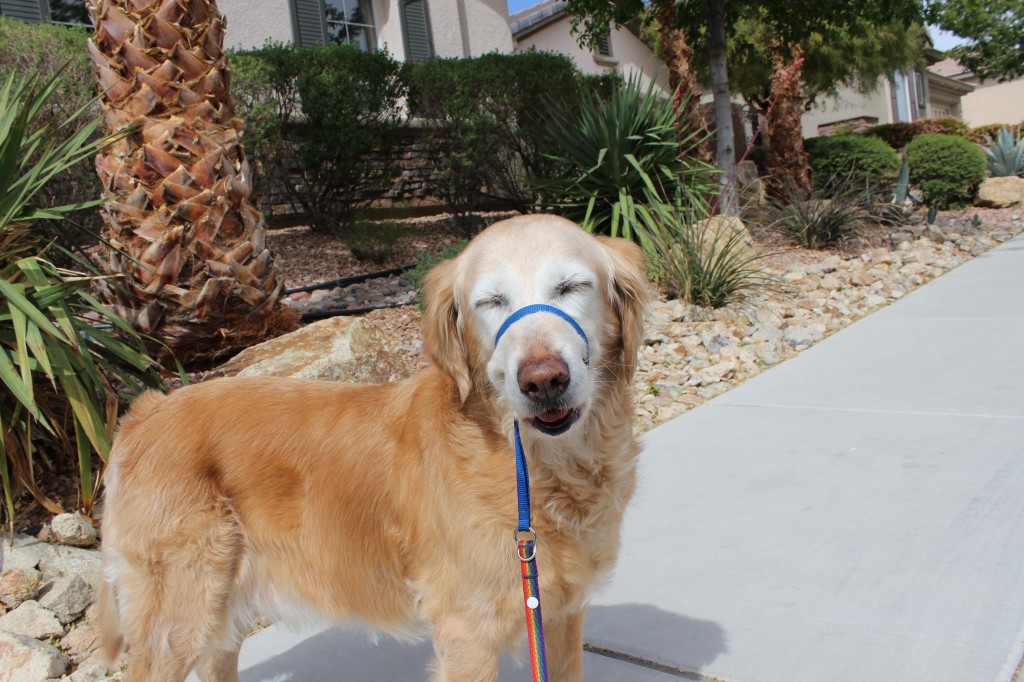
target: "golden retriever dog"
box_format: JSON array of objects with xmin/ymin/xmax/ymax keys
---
[{"xmin": 98, "ymin": 215, "xmax": 649, "ymax": 681}]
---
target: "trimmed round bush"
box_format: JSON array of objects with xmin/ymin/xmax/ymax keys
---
[
  {"xmin": 808, "ymin": 134, "xmax": 900, "ymax": 196},
  {"xmin": 905, "ymin": 134, "xmax": 987, "ymax": 209}
]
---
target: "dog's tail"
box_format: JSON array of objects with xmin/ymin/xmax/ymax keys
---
[{"xmin": 97, "ymin": 568, "xmax": 124, "ymax": 666}]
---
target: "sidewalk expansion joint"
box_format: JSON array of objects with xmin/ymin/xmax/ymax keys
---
[
  {"xmin": 583, "ymin": 643, "xmax": 733, "ymax": 681},
  {"xmin": 716, "ymin": 403, "xmax": 1024, "ymax": 421}
]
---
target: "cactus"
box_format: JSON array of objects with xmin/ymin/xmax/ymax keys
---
[
  {"xmin": 978, "ymin": 126, "xmax": 1024, "ymax": 177},
  {"xmin": 894, "ymin": 156, "xmax": 910, "ymax": 205}
]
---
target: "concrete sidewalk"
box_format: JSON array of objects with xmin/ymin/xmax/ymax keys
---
[{"xmin": 206, "ymin": 235, "xmax": 1024, "ymax": 682}]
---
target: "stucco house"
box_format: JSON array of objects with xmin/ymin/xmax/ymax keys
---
[
  {"xmin": 801, "ymin": 47, "xmax": 975, "ymax": 138},
  {"xmin": 215, "ymin": 0, "xmax": 512, "ymax": 61},
  {"xmin": 929, "ymin": 58, "xmax": 1024, "ymax": 128},
  {"xmin": 0, "ymin": 0, "xmax": 514, "ymax": 61},
  {"xmin": 508, "ymin": 0, "xmax": 668, "ymax": 94}
]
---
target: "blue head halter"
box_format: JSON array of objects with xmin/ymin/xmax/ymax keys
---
[{"xmin": 494, "ymin": 303, "xmax": 590, "ymax": 366}]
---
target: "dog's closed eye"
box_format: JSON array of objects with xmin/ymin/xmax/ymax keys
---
[
  {"xmin": 553, "ymin": 279, "xmax": 593, "ymax": 298},
  {"xmin": 475, "ymin": 293, "xmax": 509, "ymax": 310}
]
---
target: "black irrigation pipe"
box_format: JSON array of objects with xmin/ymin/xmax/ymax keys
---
[
  {"xmin": 284, "ymin": 263, "xmax": 416, "ymax": 296},
  {"xmin": 299, "ymin": 300, "xmax": 416, "ymax": 322}
]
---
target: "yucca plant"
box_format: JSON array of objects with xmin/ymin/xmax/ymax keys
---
[
  {"xmin": 635, "ymin": 194, "xmax": 774, "ymax": 309},
  {"xmin": 770, "ymin": 180, "xmax": 870, "ymax": 249},
  {"xmin": 979, "ymin": 126, "xmax": 1024, "ymax": 177},
  {"xmin": 535, "ymin": 74, "xmax": 717, "ymax": 252},
  {"xmin": 0, "ymin": 71, "xmax": 162, "ymax": 532}
]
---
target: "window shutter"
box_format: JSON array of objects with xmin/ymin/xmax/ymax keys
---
[
  {"xmin": 596, "ymin": 31, "xmax": 611, "ymax": 57},
  {"xmin": 291, "ymin": 0, "xmax": 327, "ymax": 47},
  {"xmin": 0, "ymin": 0, "xmax": 50, "ymax": 23},
  {"xmin": 401, "ymin": 0, "xmax": 434, "ymax": 64}
]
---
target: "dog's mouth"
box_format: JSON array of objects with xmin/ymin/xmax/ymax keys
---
[{"xmin": 528, "ymin": 407, "xmax": 581, "ymax": 436}]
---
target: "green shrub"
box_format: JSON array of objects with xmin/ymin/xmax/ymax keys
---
[
  {"xmin": 862, "ymin": 122, "xmax": 917, "ymax": 150},
  {"xmin": 231, "ymin": 42, "xmax": 407, "ymax": 232},
  {"xmin": 913, "ymin": 117, "xmax": 970, "ymax": 138},
  {"xmin": 863, "ymin": 118, "xmax": 971, "ymax": 151},
  {"xmin": 0, "ymin": 19, "xmax": 101, "ymax": 247},
  {"xmin": 808, "ymin": 134, "xmax": 900, "ymax": 197},
  {"xmin": 535, "ymin": 74, "xmax": 717, "ymax": 252},
  {"xmin": 404, "ymin": 51, "xmax": 600, "ymax": 230},
  {"xmin": 905, "ymin": 134, "xmax": 987, "ymax": 209},
  {"xmin": 342, "ymin": 220, "xmax": 416, "ymax": 264},
  {"xmin": 968, "ymin": 122, "xmax": 1023, "ymax": 144},
  {"xmin": 0, "ymin": 71, "xmax": 163, "ymax": 528}
]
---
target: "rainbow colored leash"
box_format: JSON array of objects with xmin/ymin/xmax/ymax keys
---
[
  {"xmin": 497, "ymin": 304, "xmax": 591, "ymax": 682},
  {"xmin": 513, "ymin": 420, "xmax": 549, "ymax": 682}
]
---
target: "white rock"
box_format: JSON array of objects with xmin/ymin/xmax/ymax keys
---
[
  {"xmin": 0, "ymin": 534, "xmax": 47, "ymax": 573},
  {"xmin": 60, "ymin": 623, "xmax": 100, "ymax": 661},
  {"xmin": 67, "ymin": 660, "xmax": 108, "ymax": 682},
  {"xmin": 0, "ymin": 600, "xmax": 64, "ymax": 639},
  {"xmin": 0, "ymin": 568, "xmax": 41, "ymax": 609},
  {"xmin": 700, "ymin": 331, "xmax": 733, "ymax": 354},
  {"xmin": 39, "ymin": 576, "xmax": 92, "ymax": 625},
  {"xmin": 38, "ymin": 547, "xmax": 102, "ymax": 593},
  {"xmin": 784, "ymin": 324, "xmax": 826, "ymax": 348},
  {"xmin": 50, "ymin": 515, "xmax": 98, "ymax": 548},
  {"xmin": 0, "ymin": 630, "xmax": 68, "ymax": 681}
]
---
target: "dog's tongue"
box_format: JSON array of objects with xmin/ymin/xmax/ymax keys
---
[{"xmin": 536, "ymin": 408, "xmax": 570, "ymax": 424}]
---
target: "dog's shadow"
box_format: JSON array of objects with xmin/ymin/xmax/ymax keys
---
[{"xmin": 232, "ymin": 604, "xmax": 727, "ymax": 681}]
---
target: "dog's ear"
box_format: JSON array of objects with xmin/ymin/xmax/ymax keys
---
[
  {"xmin": 599, "ymin": 236, "xmax": 651, "ymax": 381},
  {"xmin": 422, "ymin": 257, "xmax": 472, "ymax": 403}
]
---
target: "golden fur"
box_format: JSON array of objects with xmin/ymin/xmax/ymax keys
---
[{"xmin": 99, "ymin": 215, "xmax": 649, "ymax": 681}]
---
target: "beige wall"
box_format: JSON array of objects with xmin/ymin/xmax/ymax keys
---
[
  {"xmin": 960, "ymin": 78, "xmax": 1024, "ymax": 127},
  {"xmin": 801, "ymin": 80, "xmax": 896, "ymax": 138},
  {"xmin": 516, "ymin": 17, "xmax": 669, "ymax": 95},
  {"xmin": 217, "ymin": 0, "xmax": 512, "ymax": 60},
  {"xmin": 219, "ymin": 0, "xmax": 295, "ymax": 50}
]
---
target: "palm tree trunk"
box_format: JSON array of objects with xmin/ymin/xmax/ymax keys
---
[
  {"xmin": 656, "ymin": 0, "xmax": 711, "ymax": 164},
  {"xmin": 765, "ymin": 46, "xmax": 812, "ymax": 200},
  {"xmin": 86, "ymin": 0, "xmax": 295, "ymax": 363}
]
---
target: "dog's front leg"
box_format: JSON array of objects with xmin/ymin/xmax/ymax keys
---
[
  {"xmin": 431, "ymin": 617, "xmax": 501, "ymax": 682},
  {"xmin": 546, "ymin": 608, "xmax": 586, "ymax": 682}
]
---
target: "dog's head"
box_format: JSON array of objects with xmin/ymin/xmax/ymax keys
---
[{"xmin": 422, "ymin": 215, "xmax": 649, "ymax": 436}]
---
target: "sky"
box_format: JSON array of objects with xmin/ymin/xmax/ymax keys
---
[
  {"xmin": 507, "ymin": 0, "xmax": 540, "ymax": 15},
  {"xmin": 504, "ymin": 1, "xmax": 970, "ymax": 55}
]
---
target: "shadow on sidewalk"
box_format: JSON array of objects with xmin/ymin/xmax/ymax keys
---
[
  {"xmin": 585, "ymin": 603, "xmax": 728, "ymax": 676},
  {"xmin": 234, "ymin": 605, "xmax": 727, "ymax": 681}
]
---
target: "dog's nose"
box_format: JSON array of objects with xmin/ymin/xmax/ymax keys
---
[{"xmin": 518, "ymin": 356, "xmax": 570, "ymax": 401}]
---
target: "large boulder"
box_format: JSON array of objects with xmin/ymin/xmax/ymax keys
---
[
  {"xmin": 734, "ymin": 160, "xmax": 766, "ymax": 206},
  {"xmin": 976, "ymin": 176, "xmax": 1024, "ymax": 208},
  {"xmin": 694, "ymin": 215, "xmax": 757, "ymax": 262},
  {"xmin": 213, "ymin": 316, "xmax": 413, "ymax": 384}
]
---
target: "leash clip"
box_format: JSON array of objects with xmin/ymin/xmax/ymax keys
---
[{"xmin": 515, "ymin": 528, "xmax": 538, "ymax": 562}]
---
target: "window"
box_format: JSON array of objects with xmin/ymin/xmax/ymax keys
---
[
  {"xmin": 325, "ymin": 0, "xmax": 376, "ymax": 51},
  {"xmin": 595, "ymin": 31, "xmax": 611, "ymax": 58},
  {"xmin": 400, "ymin": 0, "xmax": 434, "ymax": 63},
  {"xmin": 0, "ymin": 0, "xmax": 88, "ymax": 26},
  {"xmin": 48, "ymin": 0, "xmax": 89, "ymax": 26}
]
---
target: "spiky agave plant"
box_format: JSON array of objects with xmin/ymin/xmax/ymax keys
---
[
  {"xmin": 0, "ymin": 70, "xmax": 163, "ymax": 531},
  {"xmin": 86, "ymin": 0, "xmax": 294, "ymax": 362},
  {"xmin": 979, "ymin": 126, "xmax": 1024, "ymax": 177}
]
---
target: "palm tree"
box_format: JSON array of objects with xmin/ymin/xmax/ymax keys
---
[{"xmin": 86, "ymin": 0, "xmax": 295, "ymax": 362}]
